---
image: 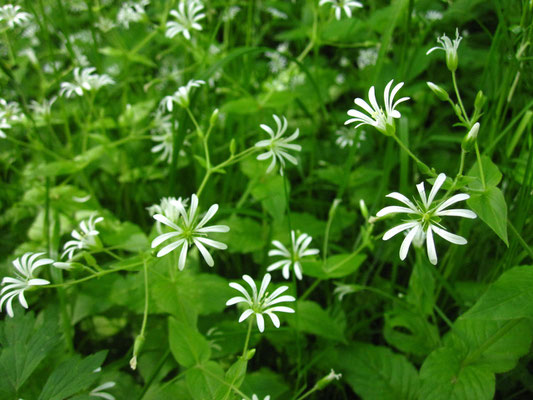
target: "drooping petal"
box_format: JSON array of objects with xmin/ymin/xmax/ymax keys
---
[
  {"xmin": 256, "ymin": 313, "xmax": 265, "ymax": 332},
  {"xmin": 238, "ymin": 309, "xmax": 253, "ymax": 323},
  {"xmin": 426, "ymin": 225, "xmax": 438, "ymax": 265},
  {"xmin": 399, "ymin": 224, "xmax": 420, "ymax": 260},
  {"xmin": 193, "ymin": 238, "xmax": 214, "ymax": 266}
]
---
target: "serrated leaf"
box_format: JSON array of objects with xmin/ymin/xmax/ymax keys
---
[
  {"xmin": 467, "ymin": 186, "xmax": 508, "ymax": 246},
  {"xmin": 38, "ymin": 351, "xmax": 107, "ymax": 400},
  {"xmin": 289, "ymin": 301, "xmax": 345, "ymax": 342},
  {"xmin": 462, "ymin": 266, "xmax": 533, "ymax": 320}
]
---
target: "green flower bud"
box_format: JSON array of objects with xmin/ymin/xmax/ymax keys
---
[
  {"xmin": 426, "ymin": 82, "xmax": 449, "ymax": 102},
  {"xmin": 229, "ymin": 138, "xmax": 236, "ymax": 156},
  {"xmin": 314, "ymin": 369, "xmax": 342, "ymax": 390},
  {"xmin": 461, "ymin": 122, "xmax": 480, "ymax": 152},
  {"xmin": 359, "ymin": 199, "xmax": 368, "ymax": 220},
  {"xmin": 130, "ymin": 334, "xmax": 145, "ymax": 370},
  {"xmin": 474, "ymin": 90, "xmax": 485, "ymax": 111},
  {"xmin": 245, "ymin": 348, "xmax": 256, "ymax": 360},
  {"xmin": 210, "ymin": 108, "xmax": 219, "ymax": 127}
]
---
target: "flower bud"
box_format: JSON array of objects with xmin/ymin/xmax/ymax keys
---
[
  {"xmin": 359, "ymin": 199, "xmax": 368, "ymax": 220},
  {"xmin": 461, "ymin": 122, "xmax": 480, "ymax": 152},
  {"xmin": 446, "ymin": 50, "xmax": 459, "ymax": 72},
  {"xmin": 245, "ymin": 348, "xmax": 256, "ymax": 360},
  {"xmin": 229, "ymin": 138, "xmax": 236, "ymax": 156},
  {"xmin": 426, "ymin": 82, "xmax": 449, "ymax": 101},
  {"xmin": 474, "ymin": 90, "xmax": 485, "ymax": 111},
  {"xmin": 130, "ymin": 334, "xmax": 145, "ymax": 370},
  {"xmin": 314, "ymin": 369, "xmax": 342, "ymax": 390},
  {"xmin": 210, "ymin": 108, "xmax": 219, "ymax": 127}
]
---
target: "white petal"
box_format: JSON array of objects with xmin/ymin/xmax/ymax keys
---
[
  {"xmin": 225, "ymin": 296, "xmax": 248, "ymax": 306},
  {"xmin": 383, "ymin": 222, "xmax": 418, "ymax": 240},
  {"xmin": 239, "ymin": 309, "xmax": 253, "ymax": 322},
  {"xmin": 436, "ymin": 209, "xmax": 477, "ymax": 219},
  {"xmin": 229, "ymin": 282, "xmax": 251, "ymax": 302},
  {"xmin": 426, "ymin": 226, "xmax": 438, "ymax": 265},
  {"xmin": 151, "ymin": 232, "xmax": 181, "ymax": 248},
  {"xmin": 265, "ymin": 311, "xmax": 280, "ymax": 328},
  {"xmin": 178, "ymin": 243, "xmax": 189, "ymax": 270},
  {"xmin": 431, "ymin": 225, "xmax": 467, "ymax": 245},
  {"xmin": 385, "ymin": 192, "xmax": 418, "ymax": 210},
  {"xmin": 256, "ymin": 313, "xmax": 265, "ymax": 332},
  {"xmin": 193, "ymin": 239, "xmax": 214, "ymax": 267},
  {"xmin": 435, "ymin": 193, "xmax": 470, "ymax": 213},
  {"xmin": 399, "ymin": 225, "xmax": 420, "ymax": 260},
  {"xmin": 376, "ymin": 206, "xmax": 417, "ymax": 217},
  {"xmin": 427, "ymin": 173, "xmax": 447, "ymax": 206}
]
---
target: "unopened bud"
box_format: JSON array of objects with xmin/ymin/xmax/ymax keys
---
[
  {"xmin": 229, "ymin": 138, "xmax": 236, "ymax": 156},
  {"xmin": 130, "ymin": 335, "xmax": 145, "ymax": 370},
  {"xmin": 210, "ymin": 108, "xmax": 219, "ymax": 127},
  {"xmin": 474, "ymin": 90, "xmax": 485, "ymax": 111},
  {"xmin": 427, "ymin": 82, "xmax": 449, "ymax": 101},
  {"xmin": 245, "ymin": 348, "xmax": 256, "ymax": 360},
  {"xmin": 315, "ymin": 369, "xmax": 342, "ymax": 390},
  {"xmin": 461, "ymin": 122, "xmax": 480, "ymax": 152},
  {"xmin": 453, "ymin": 104, "xmax": 463, "ymax": 119},
  {"xmin": 359, "ymin": 199, "xmax": 368, "ymax": 220}
]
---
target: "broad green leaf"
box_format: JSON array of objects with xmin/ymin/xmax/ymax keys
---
[
  {"xmin": 406, "ymin": 254, "xmax": 436, "ymax": 316},
  {"xmin": 101, "ymin": 221, "xmax": 149, "ymax": 252},
  {"xmin": 214, "ymin": 358, "xmax": 248, "ymax": 400},
  {"xmin": 333, "ymin": 343, "xmax": 419, "ymax": 400},
  {"xmin": 468, "ymin": 156, "xmax": 502, "ymax": 189},
  {"xmin": 214, "ymin": 215, "xmax": 265, "ymax": 253},
  {"xmin": 289, "ymin": 301, "xmax": 345, "ymax": 342},
  {"xmin": 168, "ymin": 317, "xmax": 211, "ymax": 368},
  {"xmin": 0, "ymin": 313, "xmax": 60, "ymax": 397},
  {"xmin": 467, "ymin": 186, "xmax": 508, "ymax": 246},
  {"xmin": 447, "ymin": 319, "xmax": 533, "ymax": 374},
  {"xmin": 250, "ymin": 174, "xmax": 286, "ymax": 221},
  {"xmin": 241, "ymin": 368, "xmax": 290, "ymax": 400},
  {"xmin": 462, "ymin": 266, "xmax": 533, "ymax": 320},
  {"xmin": 419, "ymin": 347, "xmax": 494, "ymax": 400},
  {"xmin": 144, "ymin": 380, "xmax": 193, "ymax": 400},
  {"xmin": 186, "ymin": 361, "xmax": 224, "ymax": 400},
  {"xmin": 38, "ymin": 351, "xmax": 107, "ymax": 400},
  {"xmin": 301, "ymin": 253, "xmax": 366, "ymax": 279}
]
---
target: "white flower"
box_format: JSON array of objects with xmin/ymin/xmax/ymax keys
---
[
  {"xmin": 117, "ymin": 0, "xmax": 149, "ymax": 28},
  {"xmin": 245, "ymin": 396, "xmax": 271, "ymax": 400},
  {"xmin": 265, "ymin": 7, "xmax": 288, "ymax": 20},
  {"xmin": 0, "ymin": 5, "xmax": 31, "ymax": 29},
  {"xmin": 267, "ymin": 231, "xmax": 319, "ymax": 280},
  {"xmin": 345, "ymin": 79, "xmax": 409, "ymax": 135},
  {"xmin": 29, "ymin": 96, "xmax": 57, "ymax": 121},
  {"xmin": 376, "ymin": 173, "xmax": 477, "ymax": 265},
  {"xmin": 62, "ymin": 215, "xmax": 104, "ymax": 259},
  {"xmin": 90, "ymin": 382, "xmax": 116, "ymax": 400},
  {"xmin": 226, "ymin": 273, "xmax": 295, "ymax": 333},
  {"xmin": 151, "ymin": 122, "xmax": 175, "ymax": 163},
  {"xmin": 0, "ymin": 116, "xmax": 10, "ymax": 138},
  {"xmin": 319, "ymin": 0, "xmax": 363, "ymax": 20},
  {"xmin": 96, "ymin": 16, "xmax": 116, "ymax": 32},
  {"xmin": 426, "ymin": 28, "xmax": 462, "ymax": 72},
  {"xmin": 0, "ymin": 98, "xmax": 23, "ymax": 122},
  {"xmin": 147, "ymin": 196, "xmax": 187, "ymax": 234},
  {"xmin": 424, "ymin": 10, "xmax": 443, "ymax": 21},
  {"xmin": 255, "ymin": 115, "xmax": 302, "ymax": 175},
  {"xmin": 265, "ymin": 43, "xmax": 289, "ymax": 73},
  {"xmin": 335, "ymin": 128, "xmax": 356, "ymax": 148},
  {"xmin": 357, "ymin": 46, "xmax": 379, "ymax": 69},
  {"xmin": 333, "ymin": 283, "xmax": 359, "ymax": 301},
  {"xmin": 59, "ymin": 67, "xmax": 114, "ymax": 98},
  {"xmin": 1, "ymin": 253, "xmax": 53, "ymax": 318},
  {"xmin": 160, "ymin": 79, "xmax": 205, "ymax": 111},
  {"xmin": 222, "ymin": 6, "xmax": 240, "ymax": 22},
  {"xmin": 151, "ymin": 194, "xmax": 229, "ymax": 270},
  {"xmin": 166, "ymin": 0, "xmax": 205, "ymax": 40}
]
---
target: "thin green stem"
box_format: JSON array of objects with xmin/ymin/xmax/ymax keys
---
[
  {"xmin": 452, "ymin": 70, "xmax": 470, "ymax": 126},
  {"xmin": 296, "ymin": 386, "xmax": 319, "ymax": 400},
  {"xmin": 283, "ymin": 173, "xmax": 293, "ymax": 234},
  {"xmin": 392, "ymin": 134, "xmax": 434, "ymax": 176},
  {"xmin": 300, "ymin": 278, "xmax": 322, "ymax": 301},
  {"xmin": 241, "ymin": 318, "xmax": 253, "ymax": 358},
  {"xmin": 474, "ymin": 142, "xmax": 486, "ymax": 189},
  {"xmin": 508, "ymin": 220, "xmax": 533, "ymax": 260},
  {"xmin": 139, "ymin": 257, "xmax": 150, "ymax": 337},
  {"xmin": 3, "ymin": 31, "xmax": 15, "ymax": 64}
]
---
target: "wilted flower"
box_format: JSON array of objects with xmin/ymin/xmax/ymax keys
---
[
  {"xmin": 226, "ymin": 273, "xmax": 295, "ymax": 332},
  {"xmin": 315, "ymin": 369, "xmax": 342, "ymax": 390},
  {"xmin": 319, "ymin": 0, "xmax": 363, "ymax": 20},
  {"xmin": 117, "ymin": 0, "xmax": 149, "ymax": 28},
  {"xmin": 151, "ymin": 194, "xmax": 229, "ymax": 270},
  {"xmin": 255, "ymin": 114, "xmax": 302, "ymax": 175},
  {"xmin": 1, "ymin": 253, "xmax": 53, "ymax": 318},
  {"xmin": 59, "ymin": 67, "xmax": 115, "ymax": 98},
  {"xmin": 160, "ymin": 79, "xmax": 205, "ymax": 111},
  {"xmin": 376, "ymin": 173, "xmax": 477, "ymax": 265},
  {"xmin": 267, "ymin": 231, "xmax": 319, "ymax": 280},
  {"xmin": 426, "ymin": 28, "xmax": 462, "ymax": 72},
  {"xmin": 345, "ymin": 79, "xmax": 409, "ymax": 135},
  {"xmin": 62, "ymin": 215, "xmax": 104, "ymax": 259},
  {"xmin": 166, "ymin": 0, "xmax": 205, "ymax": 40},
  {"xmin": 89, "ymin": 381, "xmax": 116, "ymax": 400},
  {"xmin": 147, "ymin": 196, "xmax": 187, "ymax": 234},
  {"xmin": 0, "ymin": 5, "xmax": 31, "ymax": 29}
]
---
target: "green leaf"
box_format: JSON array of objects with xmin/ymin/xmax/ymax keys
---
[
  {"xmin": 168, "ymin": 317, "xmax": 211, "ymax": 368},
  {"xmin": 419, "ymin": 347, "xmax": 494, "ymax": 400},
  {"xmin": 221, "ymin": 97, "xmax": 259, "ymax": 114},
  {"xmin": 213, "ymin": 215, "xmax": 265, "ymax": 253},
  {"xmin": 468, "ymin": 156, "xmax": 502, "ymax": 189},
  {"xmin": 462, "ymin": 266, "xmax": 533, "ymax": 320},
  {"xmin": 289, "ymin": 301, "xmax": 345, "ymax": 342},
  {"xmin": 333, "ymin": 343, "xmax": 419, "ymax": 400},
  {"xmin": 101, "ymin": 221, "xmax": 149, "ymax": 252},
  {"xmin": 0, "ymin": 313, "xmax": 60, "ymax": 397},
  {"xmin": 250, "ymin": 174, "xmax": 286, "ymax": 221},
  {"xmin": 301, "ymin": 252, "xmax": 366, "ymax": 279},
  {"xmin": 241, "ymin": 368, "xmax": 290, "ymax": 400},
  {"xmin": 214, "ymin": 358, "xmax": 248, "ymax": 400},
  {"xmin": 38, "ymin": 351, "xmax": 107, "ymax": 400},
  {"xmin": 467, "ymin": 186, "xmax": 508, "ymax": 246},
  {"xmin": 186, "ymin": 361, "xmax": 224, "ymax": 400}
]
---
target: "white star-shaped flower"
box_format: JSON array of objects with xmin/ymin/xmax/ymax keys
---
[
  {"xmin": 345, "ymin": 79, "xmax": 409, "ymax": 135},
  {"xmin": 255, "ymin": 114, "xmax": 302, "ymax": 175},
  {"xmin": 319, "ymin": 0, "xmax": 363, "ymax": 20},
  {"xmin": 1, "ymin": 252, "xmax": 53, "ymax": 318},
  {"xmin": 0, "ymin": 5, "xmax": 31, "ymax": 29},
  {"xmin": 376, "ymin": 173, "xmax": 477, "ymax": 265},
  {"xmin": 165, "ymin": 0, "xmax": 205, "ymax": 40},
  {"xmin": 267, "ymin": 231, "xmax": 319, "ymax": 280},
  {"xmin": 151, "ymin": 194, "xmax": 229, "ymax": 270},
  {"xmin": 62, "ymin": 215, "xmax": 104, "ymax": 259},
  {"xmin": 226, "ymin": 273, "xmax": 295, "ymax": 333}
]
